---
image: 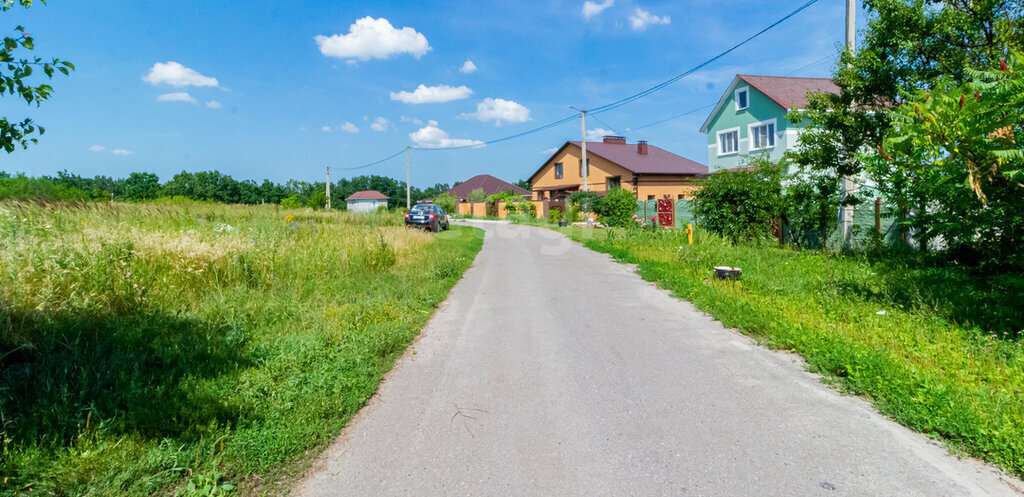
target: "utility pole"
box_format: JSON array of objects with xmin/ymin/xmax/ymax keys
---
[
  {"xmin": 570, "ymin": 106, "xmax": 588, "ymax": 192},
  {"xmin": 569, "ymin": 105, "xmax": 593, "ymax": 190},
  {"xmin": 840, "ymin": 0, "xmax": 856, "ymax": 248},
  {"xmin": 406, "ymin": 146, "xmax": 411, "ymax": 210},
  {"xmin": 325, "ymin": 166, "xmax": 331, "ymax": 210}
]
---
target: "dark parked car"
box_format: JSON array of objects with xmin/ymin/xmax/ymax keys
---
[{"xmin": 404, "ymin": 204, "xmax": 449, "ymax": 232}]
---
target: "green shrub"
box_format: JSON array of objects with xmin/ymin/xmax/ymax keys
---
[
  {"xmin": 503, "ymin": 202, "xmax": 518, "ymax": 214},
  {"xmin": 548, "ymin": 208, "xmax": 562, "ymax": 224},
  {"xmin": 693, "ymin": 166, "xmax": 783, "ymax": 242},
  {"xmin": 566, "ymin": 205, "xmax": 580, "ymax": 223},
  {"xmin": 517, "ymin": 201, "xmax": 537, "ymax": 218},
  {"xmin": 569, "ymin": 191, "xmax": 600, "ymax": 213},
  {"xmin": 434, "ymin": 192, "xmax": 456, "ymax": 214},
  {"xmin": 467, "ymin": 188, "xmax": 488, "ymax": 202},
  {"xmin": 280, "ymin": 195, "xmax": 302, "ymax": 208},
  {"xmin": 596, "ymin": 188, "xmax": 638, "ymax": 227},
  {"xmin": 307, "ymin": 190, "xmax": 327, "ymax": 209}
]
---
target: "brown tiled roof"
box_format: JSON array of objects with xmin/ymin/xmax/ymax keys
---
[
  {"xmin": 737, "ymin": 74, "xmax": 839, "ymax": 110},
  {"xmin": 345, "ymin": 190, "xmax": 389, "ymax": 200},
  {"xmin": 563, "ymin": 141, "xmax": 707, "ymax": 175},
  {"xmin": 444, "ymin": 174, "xmax": 529, "ymax": 200}
]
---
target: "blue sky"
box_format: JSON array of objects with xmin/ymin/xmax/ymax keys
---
[{"xmin": 1, "ymin": 0, "xmax": 863, "ymax": 187}]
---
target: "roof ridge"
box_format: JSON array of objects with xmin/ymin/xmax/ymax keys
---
[{"xmin": 737, "ymin": 73, "xmax": 834, "ymax": 81}]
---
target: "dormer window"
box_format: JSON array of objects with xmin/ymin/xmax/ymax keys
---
[{"xmin": 735, "ymin": 87, "xmax": 749, "ymax": 110}]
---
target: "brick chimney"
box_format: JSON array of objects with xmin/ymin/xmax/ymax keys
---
[
  {"xmin": 603, "ymin": 135, "xmax": 626, "ymax": 144},
  {"xmin": 637, "ymin": 140, "xmax": 649, "ymax": 155}
]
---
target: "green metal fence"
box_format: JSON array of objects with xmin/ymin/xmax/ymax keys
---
[{"xmin": 632, "ymin": 196, "xmax": 904, "ymax": 249}]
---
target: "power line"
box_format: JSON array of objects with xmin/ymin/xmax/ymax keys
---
[
  {"xmin": 334, "ymin": 147, "xmax": 407, "ymax": 170},
  {"xmin": 625, "ymin": 103, "xmax": 716, "ymax": 134},
  {"xmin": 340, "ymin": 0, "xmax": 822, "ymax": 165},
  {"xmin": 589, "ymin": 114, "xmax": 622, "ymax": 136},
  {"xmin": 411, "ymin": 114, "xmax": 578, "ymax": 151},
  {"xmin": 587, "ymin": 0, "xmax": 822, "ymax": 116},
  {"xmin": 784, "ymin": 54, "xmax": 834, "ymax": 76}
]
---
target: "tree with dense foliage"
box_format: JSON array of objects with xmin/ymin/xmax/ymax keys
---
[
  {"xmin": 884, "ymin": 53, "xmax": 1024, "ymax": 264},
  {"xmin": 791, "ymin": 0, "xmax": 1023, "ymax": 263},
  {"xmin": 1, "ymin": 0, "xmax": 74, "ymax": 153},
  {"xmin": 122, "ymin": 172, "xmax": 160, "ymax": 201}
]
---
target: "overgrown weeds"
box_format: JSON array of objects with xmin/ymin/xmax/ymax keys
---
[{"xmin": 0, "ymin": 201, "xmax": 483, "ymax": 496}]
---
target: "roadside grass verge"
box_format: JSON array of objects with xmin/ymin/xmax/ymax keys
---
[
  {"xmin": 560, "ymin": 226, "xmax": 1024, "ymax": 477},
  {"xmin": 0, "ymin": 201, "xmax": 483, "ymax": 496}
]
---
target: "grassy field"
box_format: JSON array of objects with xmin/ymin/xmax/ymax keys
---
[
  {"xmin": 0, "ymin": 201, "xmax": 483, "ymax": 496},
  {"xmin": 561, "ymin": 226, "xmax": 1024, "ymax": 477}
]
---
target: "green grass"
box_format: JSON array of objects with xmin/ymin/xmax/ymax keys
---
[
  {"xmin": 560, "ymin": 226, "xmax": 1024, "ymax": 477},
  {"xmin": 0, "ymin": 201, "xmax": 483, "ymax": 496}
]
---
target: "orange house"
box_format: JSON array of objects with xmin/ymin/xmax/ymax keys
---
[{"xmin": 529, "ymin": 136, "xmax": 707, "ymax": 203}]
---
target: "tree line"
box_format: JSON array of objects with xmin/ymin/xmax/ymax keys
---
[{"xmin": 0, "ymin": 170, "xmax": 450, "ymax": 209}]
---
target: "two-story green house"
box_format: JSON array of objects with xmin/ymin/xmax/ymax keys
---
[{"xmin": 699, "ymin": 75, "xmax": 839, "ymax": 172}]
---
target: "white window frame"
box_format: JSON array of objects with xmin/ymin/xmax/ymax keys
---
[
  {"xmin": 747, "ymin": 119, "xmax": 777, "ymax": 151},
  {"xmin": 734, "ymin": 87, "xmax": 749, "ymax": 111},
  {"xmin": 716, "ymin": 127, "xmax": 740, "ymax": 156}
]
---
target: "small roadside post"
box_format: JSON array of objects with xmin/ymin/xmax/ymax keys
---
[{"xmin": 687, "ymin": 224, "xmax": 693, "ymax": 245}]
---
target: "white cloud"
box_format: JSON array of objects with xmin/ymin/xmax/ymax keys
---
[
  {"xmin": 583, "ymin": 0, "xmax": 614, "ymax": 19},
  {"xmin": 205, "ymin": 100, "xmax": 222, "ymax": 109},
  {"xmin": 322, "ymin": 126, "xmax": 333, "ymax": 132},
  {"xmin": 370, "ymin": 117, "xmax": 389, "ymax": 132},
  {"xmin": 111, "ymin": 149, "xmax": 134, "ymax": 156},
  {"xmin": 143, "ymin": 62, "xmax": 219, "ymax": 88},
  {"xmin": 315, "ymin": 17, "xmax": 430, "ymax": 61},
  {"xmin": 340, "ymin": 122, "xmax": 359, "ymax": 133},
  {"xmin": 89, "ymin": 145, "xmax": 105, "ymax": 152},
  {"xmin": 459, "ymin": 60, "xmax": 477, "ymax": 74},
  {"xmin": 459, "ymin": 97, "xmax": 531, "ymax": 126},
  {"xmin": 390, "ymin": 84, "xmax": 473, "ymax": 104},
  {"xmin": 586, "ymin": 127, "xmax": 616, "ymax": 142},
  {"xmin": 157, "ymin": 92, "xmax": 197, "ymax": 103},
  {"xmin": 409, "ymin": 120, "xmax": 484, "ymax": 149},
  {"xmin": 400, "ymin": 115, "xmax": 424, "ymax": 125},
  {"xmin": 629, "ymin": 7, "xmax": 670, "ymax": 31}
]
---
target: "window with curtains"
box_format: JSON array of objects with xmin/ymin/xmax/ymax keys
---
[
  {"xmin": 749, "ymin": 120, "xmax": 776, "ymax": 150},
  {"xmin": 717, "ymin": 128, "xmax": 739, "ymax": 156}
]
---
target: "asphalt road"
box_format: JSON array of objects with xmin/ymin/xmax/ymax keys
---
[{"xmin": 294, "ymin": 222, "xmax": 1022, "ymax": 497}]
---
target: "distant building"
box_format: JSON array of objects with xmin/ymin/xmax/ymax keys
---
[
  {"xmin": 444, "ymin": 174, "xmax": 529, "ymax": 201},
  {"xmin": 699, "ymin": 74, "xmax": 840, "ymax": 172},
  {"xmin": 345, "ymin": 190, "xmax": 389, "ymax": 212},
  {"xmin": 529, "ymin": 136, "xmax": 707, "ymax": 202}
]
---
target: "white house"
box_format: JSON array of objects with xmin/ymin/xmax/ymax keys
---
[{"xmin": 345, "ymin": 190, "xmax": 389, "ymax": 212}]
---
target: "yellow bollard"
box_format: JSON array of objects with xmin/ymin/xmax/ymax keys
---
[{"xmin": 686, "ymin": 224, "xmax": 693, "ymax": 244}]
